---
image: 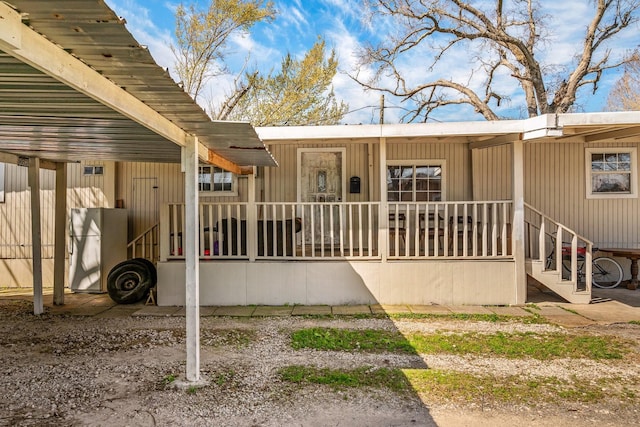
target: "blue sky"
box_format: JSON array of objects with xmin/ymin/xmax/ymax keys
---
[{"xmin": 104, "ymin": 0, "xmax": 639, "ymax": 124}]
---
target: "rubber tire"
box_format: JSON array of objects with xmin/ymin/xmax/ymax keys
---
[
  {"xmin": 131, "ymin": 257, "xmax": 157, "ymax": 286},
  {"xmin": 591, "ymin": 257, "xmax": 623, "ymax": 289},
  {"xmin": 107, "ymin": 259, "xmax": 153, "ymax": 304}
]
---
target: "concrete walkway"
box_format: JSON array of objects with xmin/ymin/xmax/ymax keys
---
[{"xmin": 1, "ymin": 287, "xmax": 639, "ymax": 327}]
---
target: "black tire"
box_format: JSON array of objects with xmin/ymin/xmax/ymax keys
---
[
  {"xmin": 591, "ymin": 257, "xmax": 623, "ymax": 289},
  {"xmin": 107, "ymin": 259, "xmax": 153, "ymax": 304},
  {"xmin": 131, "ymin": 257, "xmax": 157, "ymax": 286}
]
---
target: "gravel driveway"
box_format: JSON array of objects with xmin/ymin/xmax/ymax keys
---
[{"xmin": 0, "ymin": 298, "xmax": 638, "ymax": 426}]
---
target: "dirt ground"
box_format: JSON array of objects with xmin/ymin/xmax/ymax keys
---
[{"xmin": 0, "ymin": 298, "xmax": 639, "ymax": 427}]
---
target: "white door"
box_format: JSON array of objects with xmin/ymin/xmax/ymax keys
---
[
  {"xmin": 297, "ymin": 149, "xmax": 345, "ymax": 244},
  {"xmin": 132, "ymin": 177, "xmax": 158, "ymax": 240}
]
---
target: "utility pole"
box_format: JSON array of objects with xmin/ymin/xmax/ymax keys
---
[{"xmin": 380, "ymin": 95, "xmax": 384, "ymax": 124}]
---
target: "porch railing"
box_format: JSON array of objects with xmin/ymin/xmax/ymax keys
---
[
  {"xmin": 387, "ymin": 201, "xmax": 513, "ymax": 259},
  {"xmin": 160, "ymin": 200, "xmax": 513, "ymax": 261},
  {"xmin": 524, "ymin": 203, "xmax": 592, "ymax": 292}
]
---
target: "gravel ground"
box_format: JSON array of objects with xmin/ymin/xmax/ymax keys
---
[{"xmin": 0, "ymin": 299, "xmax": 639, "ymax": 426}]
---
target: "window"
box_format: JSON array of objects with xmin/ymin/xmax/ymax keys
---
[
  {"xmin": 83, "ymin": 165, "xmax": 104, "ymax": 175},
  {"xmin": 586, "ymin": 148, "xmax": 637, "ymax": 199},
  {"xmin": 198, "ymin": 165, "xmax": 237, "ymax": 195},
  {"xmin": 387, "ymin": 162, "xmax": 444, "ymax": 202}
]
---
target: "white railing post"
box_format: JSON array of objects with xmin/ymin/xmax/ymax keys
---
[
  {"xmin": 159, "ymin": 204, "xmax": 170, "ymax": 261},
  {"xmin": 248, "ymin": 171, "xmax": 257, "ymax": 261}
]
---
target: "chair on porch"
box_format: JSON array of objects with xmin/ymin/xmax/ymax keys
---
[
  {"xmin": 419, "ymin": 212, "xmax": 445, "ymax": 255},
  {"xmin": 388, "ymin": 213, "xmax": 406, "ymax": 252}
]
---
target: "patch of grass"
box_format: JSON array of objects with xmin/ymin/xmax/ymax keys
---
[
  {"xmin": 388, "ymin": 312, "xmax": 547, "ymax": 324},
  {"xmin": 278, "ymin": 365, "xmax": 409, "ymax": 391},
  {"xmin": 278, "ymin": 366, "xmax": 639, "ymax": 407},
  {"xmin": 162, "ymin": 374, "xmax": 176, "ymax": 385},
  {"xmin": 407, "ymin": 331, "xmax": 629, "ymax": 360},
  {"xmin": 630, "ymin": 320, "xmax": 640, "ymax": 325},
  {"xmin": 403, "ymin": 369, "xmax": 629, "ymax": 405},
  {"xmin": 186, "ymin": 385, "xmax": 197, "ymax": 395},
  {"xmin": 291, "ymin": 328, "xmax": 415, "ymax": 353},
  {"xmin": 291, "ymin": 327, "xmax": 630, "ymax": 360}
]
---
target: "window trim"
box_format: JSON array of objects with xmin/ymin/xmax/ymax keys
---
[
  {"xmin": 386, "ymin": 160, "xmax": 446, "ymax": 202},
  {"xmin": 198, "ymin": 165, "xmax": 238, "ymax": 196},
  {"xmin": 585, "ymin": 147, "xmax": 637, "ymax": 199}
]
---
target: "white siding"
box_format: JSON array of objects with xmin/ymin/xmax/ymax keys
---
[
  {"xmin": 0, "ymin": 162, "xmax": 110, "ymax": 259},
  {"xmin": 525, "ymin": 141, "xmax": 640, "ymax": 248}
]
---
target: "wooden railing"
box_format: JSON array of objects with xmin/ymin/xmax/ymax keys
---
[
  {"xmin": 127, "ymin": 222, "xmax": 159, "ymax": 263},
  {"xmin": 160, "ymin": 201, "xmax": 513, "ymax": 261},
  {"xmin": 524, "ymin": 203, "xmax": 592, "ymax": 292},
  {"xmin": 387, "ymin": 201, "xmax": 513, "ymax": 258}
]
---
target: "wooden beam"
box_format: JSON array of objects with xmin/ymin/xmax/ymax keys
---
[
  {"xmin": 584, "ymin": 126, "xmax": 640, "ymax": 142},
  {"xmin": 469, "ymin": 133, "xmax": 522, "ymax": 150},
  {"xmin": 0, "ymin": 152, "xmax": 59, "ymax": 170},
  {"xmin": 206, "ymin": 150, "xmax": 251, "ymax": 175}
]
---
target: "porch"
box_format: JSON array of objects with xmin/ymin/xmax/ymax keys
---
[{"xmin": 153, "ymin": 200, "xmax": 519, "ymax": 307}]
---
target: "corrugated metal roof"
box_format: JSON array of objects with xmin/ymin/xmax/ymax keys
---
[{"xmin": 0, "ymin": 0, "xmax": 277, "ymax": 166}]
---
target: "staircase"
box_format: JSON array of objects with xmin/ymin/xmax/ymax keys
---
[
  {"xmin": 127, "ymin": 222, "xmax": 159, "ymax": 264},
  {"xmin": 524, "ymin": 203, "xmax": 592, "ymax": 304}
]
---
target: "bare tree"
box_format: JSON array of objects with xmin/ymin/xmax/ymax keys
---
[
  {"xmin": 171, "ymin": 0, "xmax": 275, "ymax": 103},
  {"xmin": 607, "ymin": 49, "xmax": 640, "ymax": 111},
  {"xmin": 356, "ymin": 0, "xmax": 640, "ymax": 121}
]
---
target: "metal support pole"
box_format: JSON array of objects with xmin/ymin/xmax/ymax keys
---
[
  {"xmin": 28, "ymin": 157, "xmax": 43, "ymax": 315},
  {"xmin": 183, "ymin": 136, "xmax": 200, "ymax": 381},
  {"xmin": 512, "ymin": 140, "xmax": 527, "ymax": 304},
  {"xmin": 53, "ymin": 162, "xmax": 67, "ymax": 305}
]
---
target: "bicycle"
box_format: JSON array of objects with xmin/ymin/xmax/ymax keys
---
[{"xmin": 545, "ymin": 243, "xmax": 623, "ymax": 289}]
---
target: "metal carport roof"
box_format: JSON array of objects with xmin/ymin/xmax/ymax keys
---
[{"xmin": 0, "ymin": 0, "xmax": 277, "ymax": 168}]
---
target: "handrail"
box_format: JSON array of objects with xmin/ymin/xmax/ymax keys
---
[
  {"xmin": 524, "ymin": 203, "xmax": 591, "ymax": 294},
  {"xmin": 524, "ymin": 202, "xmax": 592, "ymax": 246},
  {"xmin": 128, "ymin": 222, "xmax": 159, "ymax": 262}
]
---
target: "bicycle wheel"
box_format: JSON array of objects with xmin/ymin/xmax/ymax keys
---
[{"xmin": 591, "ymin": 257, "xmax": 623, "ymax": 289}]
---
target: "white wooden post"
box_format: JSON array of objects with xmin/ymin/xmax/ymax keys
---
[
  {"xmin": 379, "ymin": 137, "xmax": 388, "ymax": 261},
  {"xmin": 247, "ymin": 170, "xmax": 257, "ymax": 261},
  {"xmin": 53, "ymin": 162, "xmax": 67, "ymax": 306},
  {"xmin": 28, "ymin": 157, "xmax": 43, "ymax": 315},
  {"xmin": 183, "ymin": 136, "xmax": 200, "ymax": 382},
  {"xmin": 512, "ymin": 140, "xmax": 527, "ymax": 304}
]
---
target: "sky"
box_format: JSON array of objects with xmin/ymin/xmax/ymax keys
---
[{"xmin": 104, "ymin": 0, "xmax": 639, "ymax": 125}]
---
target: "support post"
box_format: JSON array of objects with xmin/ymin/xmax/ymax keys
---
[
  {"xmin": 247, "ymin": 169, "xmax": 257, "ymax": 261},
  {"xmin": 53, "ymin": 162, "xmax": 67, "ymax": 305},
  {"xmin": 183, "ymin": 136, "xmax": 200, "ymax": 382},
  {"xmin": 28, "ymin": 157, "xmax": 43, "ymax": 315},
  {"xmin": 512, "ymin": 140, "xmax": 527, "ymax": 304},
  {"xmin": 378, "ymin": 137, "xmax": 388, "ymax": 261}
]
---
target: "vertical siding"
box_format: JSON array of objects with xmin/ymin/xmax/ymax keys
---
[
  {"xmin": 386, "ymin": 138, "xmax": 471, "ymax": 201},
  {"xmin": 265, "ymin": 140, "xmax": 373, "ymax": 202},
  {"xmin": 265, "ymin": 138, "xmax": 471, "ymax": 203},
  {"xmin": 472, "ymin": 144, "xmax": 512, "ymax": 201},
  {"xmin": 0, "ymin": 161, "xmax": 110, "ymax": 259},
  {"xmin": 525, "ymin": 141, "xmax": 640, "ymax": 247},
  {"xmin": 116, "ymin": 161, "xmax": 249, "ymax": 239}
]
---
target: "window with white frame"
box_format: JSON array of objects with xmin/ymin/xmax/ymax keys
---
[
  {"xmin": 586, "ymin": 148, "xmax": 637, "ymax": 199},
  {"xmin": 198, "ymin": 165, "xmax": 237, "ymax": 195},
  {"xmin": 387, "ymin": 162, "xmax": 444, "ymax": 202}
]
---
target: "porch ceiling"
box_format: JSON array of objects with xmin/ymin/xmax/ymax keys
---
[{"xmin": 0, "ymin": 0, "xmax": 277, "ymax": 167}]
